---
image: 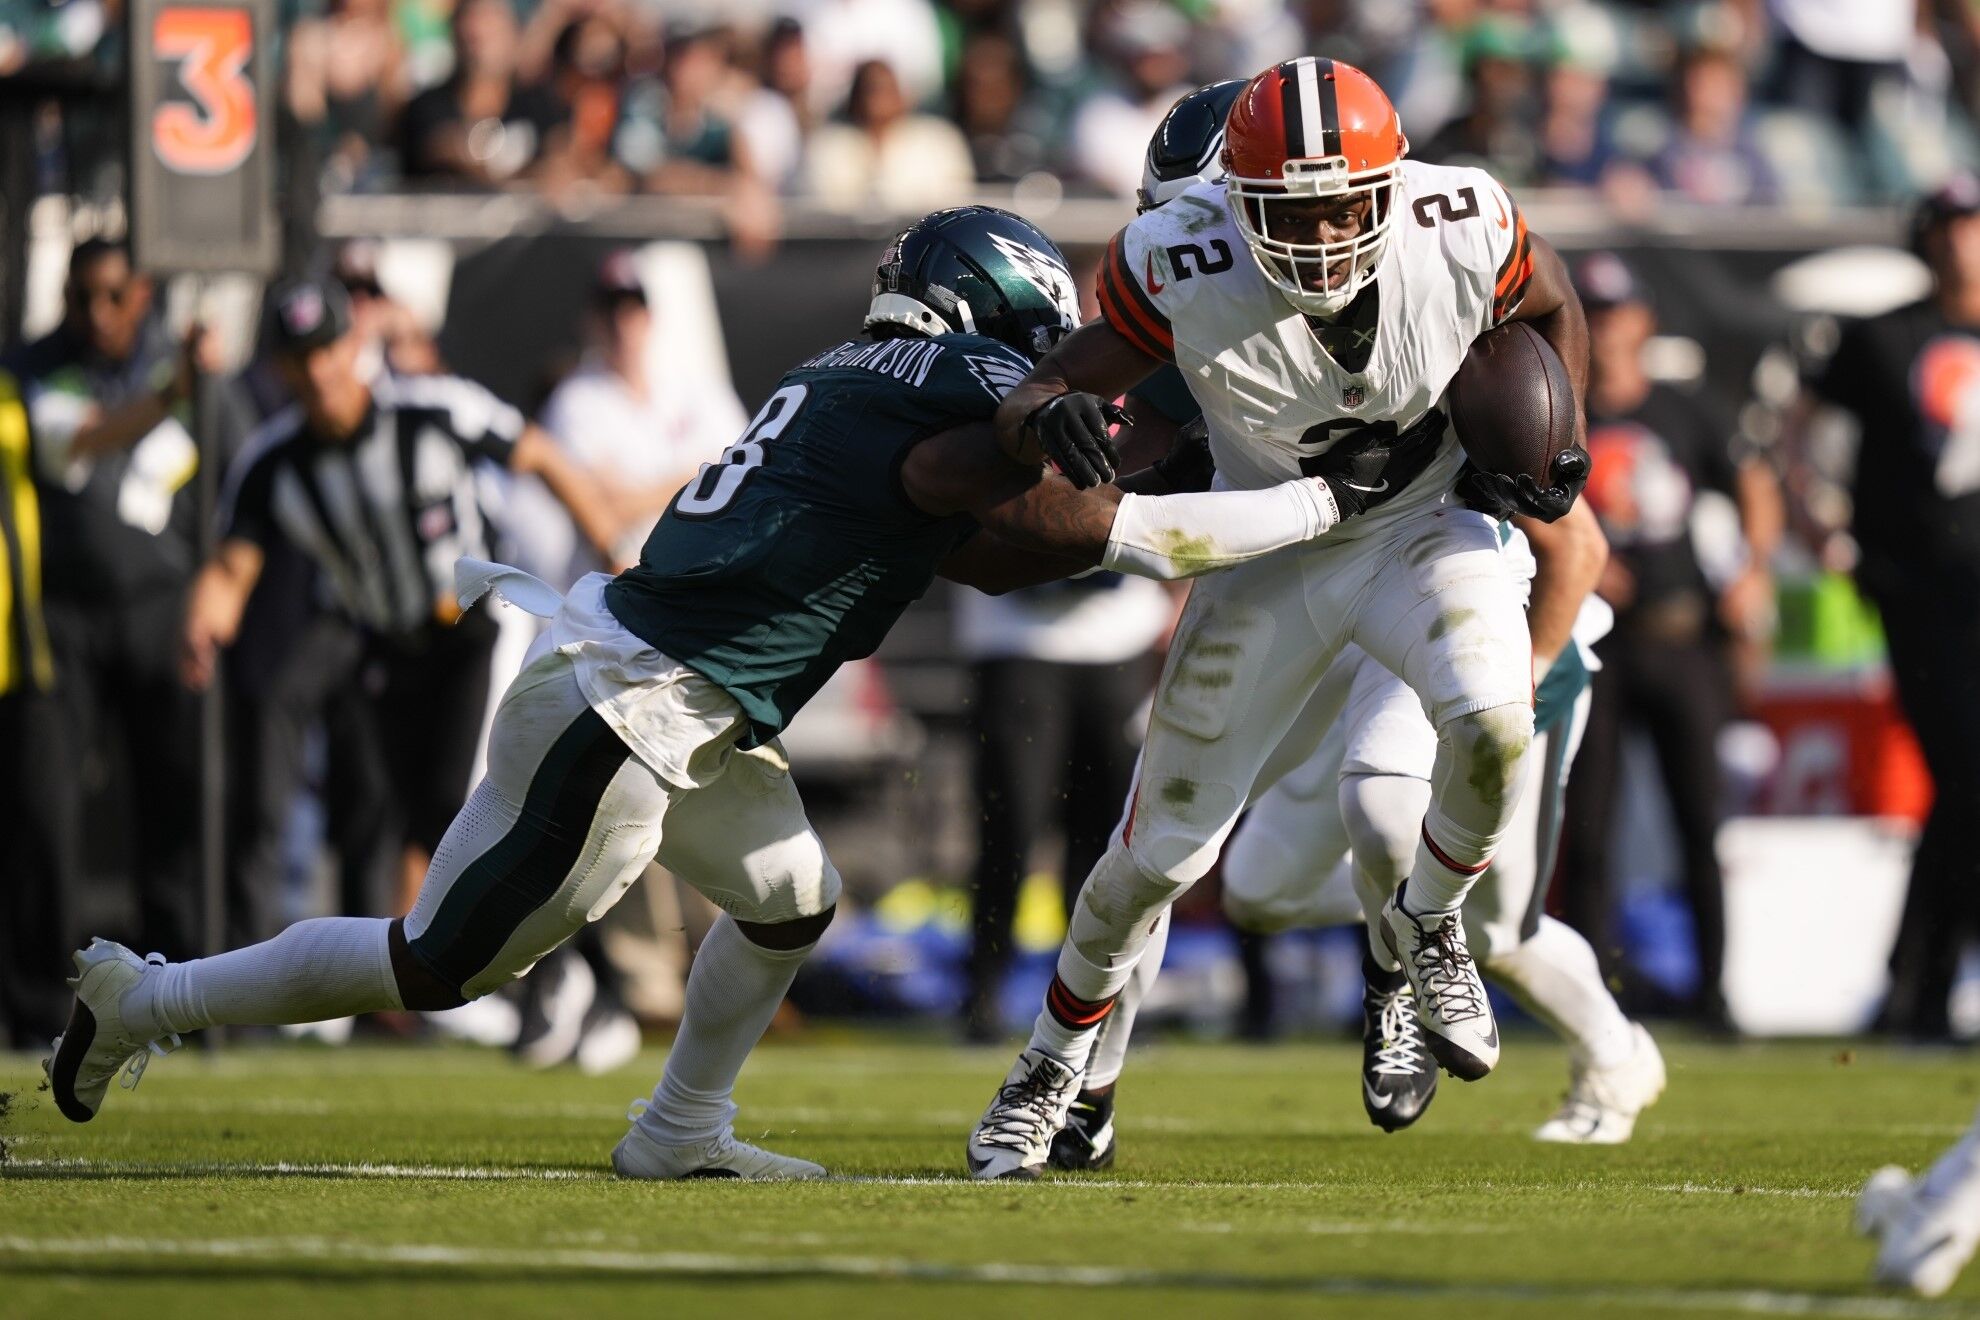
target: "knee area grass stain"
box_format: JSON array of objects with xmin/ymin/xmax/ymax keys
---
[{"xmin": 1459, "ymin": 710, "xmax": 1532, "ymax": 811}]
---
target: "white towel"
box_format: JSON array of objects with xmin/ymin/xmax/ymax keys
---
[{"xmin": 455, "ymin": 556, "xmax": 567, "ymax": 620}]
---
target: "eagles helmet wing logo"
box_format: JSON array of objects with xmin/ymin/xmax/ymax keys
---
[{"xmin": 986, "ymin": 232, "xmax": 1082, "ymax": 332}]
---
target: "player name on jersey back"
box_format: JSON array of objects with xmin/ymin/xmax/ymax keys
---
[{"xmin": 802, "ymin": 337, "xmax": 946, "ymax": 387}]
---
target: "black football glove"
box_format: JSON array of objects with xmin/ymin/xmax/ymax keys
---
[
  {"xmin": 1150, "ymin": 414, "xmax": 1216, "ymax": 493},
  {"xmin": 1455, "ymin": 446, "xmax": 1590, "ymax": 524},
  {"xmin": 1305, "ymin": 425, "xmax": 1443, "ymax": 520},
  {"xmin": 1026, "ymin": 392, "xmax": 1128, "ymax": 489}
]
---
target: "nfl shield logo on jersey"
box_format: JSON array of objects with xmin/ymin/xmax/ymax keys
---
[{"xmin": 1342, "ymin": 383, "xmax": 1366, "ymax": 408}]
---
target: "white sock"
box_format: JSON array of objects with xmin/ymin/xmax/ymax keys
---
[
  {"xmin": 1921, "ymin": 1109, "xmax": 1980, "ymax": 1198},
  {"xmin": 1402, "ymin": 820, "xmax": 1492, "ymax": 917},
  {"xmin": 1025, "ymin": 843, "xmax": 1185, "ymax": 1068},
  {"xmin": 127, "ymin": 917, "xmax": 402, "ymax": 1038},
  {"xmin": 1083, "ymin": 909, "xmax": 1170, "ymax": 1091},
  {"xmin": 636, "ymin": 916, "xmax": 811, "ymax": 1146},
  {"xmin": 1486, "ymin": 917, "xmax": 1633, "ymax": 1068},
  {"xmin": 1404, "ymin": 708, "xmax": 1532, "ymax": 916}
]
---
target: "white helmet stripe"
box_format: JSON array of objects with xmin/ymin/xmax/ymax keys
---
[
  {"xmin": 1197, "ymin": 128, "xmax": 1226, "ymax": 173},
  {"xmin": 1294, "ymin": 58, "xmax": 1324, "ymax": 160}
]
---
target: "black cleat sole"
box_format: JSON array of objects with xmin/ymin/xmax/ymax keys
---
[
  {"xmin": 1423, "ymin": 1029, "xmax": 1494, "ymax": 1082},
  {"xmin": 1369, "ymin": 1105, "xmax": 1431, "ymax": 1134},
  {"xmin": 1047, "ymin": 1139, "xmax": 1115, "ymax": 1171},
  {"xmin": 48, "ymin": 997, "xmax": 101, "ymax": 1124}
]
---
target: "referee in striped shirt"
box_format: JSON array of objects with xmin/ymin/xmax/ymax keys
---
[{"xmin": 183, "ymin": 276, "xmax": 622, "ymax": 913}]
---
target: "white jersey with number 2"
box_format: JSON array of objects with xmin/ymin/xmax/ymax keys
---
[{"xmin": 1095, "ymin": 159, "xmax": 1534, "ymax": 540}]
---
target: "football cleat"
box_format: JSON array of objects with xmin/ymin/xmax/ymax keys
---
[
  {"xmin": 1048, "ymin": 1088, "xmax": 1117, "ymax": 1171},
  {"xmin": 1378, "ymin": 889, "xmax": 1498, "ymax": 1081},
  {"xmin": 1533, "ymin": 1023, "xmax": 1666, "ymax": 1145},
  {"xmin": 1859, "ymin": 1159, "xmax": 1980, "ymax": 1298},
  {"xmin": 967, "ymin": 1047, "xmax": 1083, "ymax": 1180},
  {"xmin": 1360, "ymin": 952, "xmax": 1438, "ymax": 1133},
  {"xmin": 43, "ymin": 939, "xmax": 181, "ymax": 1123},
  {"xmin": 613, "ymin": 1102, "xmax": 826, "ymax": 1181}
]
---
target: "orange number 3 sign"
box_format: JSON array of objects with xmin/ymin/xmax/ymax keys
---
[{"xmin": 152, "ymin": 8, "xmax": 256, "ymax": 175}]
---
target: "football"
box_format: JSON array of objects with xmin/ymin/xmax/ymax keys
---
[{"xmin": 1445, "ymin": 320, "xmax": 1578, "ymax": 485}]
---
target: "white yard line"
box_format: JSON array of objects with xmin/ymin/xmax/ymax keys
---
[
  {"xmin": 0, "ymin": 1234, "xmax": 1960, "ymax": 1317},
  {"xmin": 2, "ymin": 1159, "xmax": 604, "ymax": 1181},
  {"xmin": 0, "ymin": 1160, "xmax": 1361, "ymax": 1189},
  {"xmin": 1, "ymin": 1160, "xmax": 1865, "ymax": 1202}
]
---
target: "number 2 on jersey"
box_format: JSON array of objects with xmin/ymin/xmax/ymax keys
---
[
  {"xmin": 674, "ymin": 383, "xmax": 809, "ymax": 517},
  {"xmin": 1411, "ymin": 187, "xmax": 1480, "ymax": 228}
]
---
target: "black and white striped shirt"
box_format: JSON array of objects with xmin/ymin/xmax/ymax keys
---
[{"xmin": 222, "ymin": 374, "xmax": 524, "ymax": 636}]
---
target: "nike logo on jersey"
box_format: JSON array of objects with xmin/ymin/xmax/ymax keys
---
[
  {"xmin": 1145, "ymin": 250, "xmax": 1165, "ymax": 294},
  {"xmin": 1493, "ymin": 191, "xmax": 1510, "ymax": 229}
]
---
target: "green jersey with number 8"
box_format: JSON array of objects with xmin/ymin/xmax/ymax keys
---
[{"xmin": 604, "ymin": 332, "xmax": 1032, "ymax": 745}]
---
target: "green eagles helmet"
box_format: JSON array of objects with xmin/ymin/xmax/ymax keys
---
[
  {"xmin": 1138, "ymin": 79, "xmax": 1246, "ymax": 213},
  {"xmin": 865, "ymin": 205, "xmax": 1082, "ymax": 362}
]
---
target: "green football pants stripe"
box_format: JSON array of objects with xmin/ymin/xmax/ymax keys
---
[{"xmin": 410, "ymin": 707, "xmax": 632, "ymax": 991}]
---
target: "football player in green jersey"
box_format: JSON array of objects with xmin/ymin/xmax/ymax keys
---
[{"xmin": 47, "ymin": 207, "xmax": 1432, "ymax": 1179}]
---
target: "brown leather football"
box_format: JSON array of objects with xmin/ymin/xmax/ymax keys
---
[{"xmin": 1445, "ymin": 321, "xmax": 1578, "ymax": 485}]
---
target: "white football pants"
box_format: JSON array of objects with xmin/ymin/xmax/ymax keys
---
[{"xmin": 1049, "ymin": 503, "xmax": 1534, "ymax": 1016}]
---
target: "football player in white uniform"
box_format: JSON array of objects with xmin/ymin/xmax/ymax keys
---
[
  {"xmin": 1040, "ymin": 84, "xmax": 1662, "ymax": 1173},
  {"xmin": 1057, "ymin": 519, "xmax": 1666, "ymax": 1167},
  {"xmin": 969, "ymin": 57, "xmax": 1592, "ymax": 1179}
]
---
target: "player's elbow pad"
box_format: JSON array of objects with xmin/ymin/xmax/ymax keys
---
[{"xmin": 1100, "ymin": 482, "xmax": 1340, "ymax": 581}]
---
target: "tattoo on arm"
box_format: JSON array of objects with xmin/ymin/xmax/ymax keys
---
[{"xmin": 973, "ymin": 474, "xmax": 1126, "ymax": 563}]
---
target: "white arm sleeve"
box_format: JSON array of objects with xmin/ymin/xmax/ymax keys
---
[{"xmin": 1099, "ymin": 481, "xmax": 1342, "ymax": 581}]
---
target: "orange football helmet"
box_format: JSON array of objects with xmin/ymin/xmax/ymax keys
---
[{"xmin": 1222, "ymin": 57, "xmax": 1408, "ymax": 317}]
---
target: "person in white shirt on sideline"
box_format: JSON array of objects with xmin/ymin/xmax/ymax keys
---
[
  {"xmin": 509, "ymin": 250, "xmax": 747, "ymax": 590},
  {"xmin": 502, "ymin": 250, "xmax": 748, "ymax": 1073}
]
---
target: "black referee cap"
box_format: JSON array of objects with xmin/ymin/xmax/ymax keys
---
[{"xmin": 268, "ymin": 275, "xmax": 353, "ymax": 356}]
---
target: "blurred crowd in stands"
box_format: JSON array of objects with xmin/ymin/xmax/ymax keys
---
[{"xmin": 6, "ymin": 0, "xmax": 1980, "ymax": 231}]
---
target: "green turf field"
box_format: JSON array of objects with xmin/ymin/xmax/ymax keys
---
[{"xmin": 2, "ymin": 1032, "xmax": 1976, "ymax": 1318}]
